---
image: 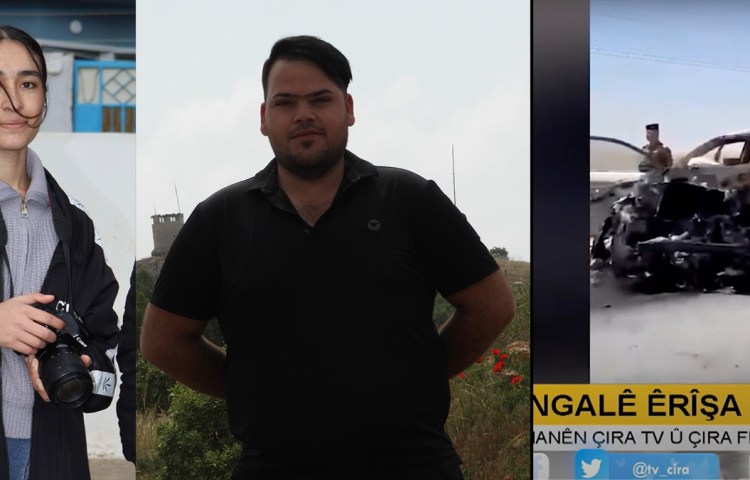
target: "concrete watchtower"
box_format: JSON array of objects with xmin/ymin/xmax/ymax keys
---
[{"xmin": 151, "ymin": 213, "xmax": 184, "ymax": 257}]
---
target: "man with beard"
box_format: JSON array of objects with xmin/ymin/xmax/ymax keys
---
[{"xmin": 141, "ymin": 35, "xmax": 515, "ymax": 480}]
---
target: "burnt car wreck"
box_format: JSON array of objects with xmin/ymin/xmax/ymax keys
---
[{"xmin": 590, "ymin": 131, "xmax": 750, "ymax": 294}]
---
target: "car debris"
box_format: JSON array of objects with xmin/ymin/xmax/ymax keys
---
[{"xmin": 590, "ymin": 131, "xmax": 750, "ymax": 294}]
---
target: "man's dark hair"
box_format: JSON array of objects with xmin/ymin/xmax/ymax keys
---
[
  {"xmin": 262, "ymin": 35, "xmax": 352, "ymax": 99},
  {"xmin": 0, "ymin": 25, "xmax": 49, "ymax": 126}
]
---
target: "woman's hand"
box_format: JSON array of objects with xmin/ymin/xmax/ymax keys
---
[
  {"xmin": 26, "ymin": 353, "xmax": 92, "ymax": 402},
  {"xmin": 0, "ymin": 293, "xmax": 65, "ymax": 355}
]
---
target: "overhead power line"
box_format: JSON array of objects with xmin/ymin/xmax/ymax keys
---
[
  {"xmin": 590, "ymin": 12, "xmax": 647, "ymax": 24},
  {"xmin": 0, "ymin": 11, "xmax": 133, "ymax": 17},
  {"xmin": 590, "ymin": 47, "xmax": 750, "ymax": 73}
]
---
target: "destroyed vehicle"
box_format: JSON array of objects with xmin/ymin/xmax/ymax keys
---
[
  {"xmin": 590, "ymin": 132, "xmax": 750, "ymax": 294},
  {"xmin": 590, "ymin": 131, "xmax": 750, "ymax": 237},
  {"xmin": 590, "ymin": 136, "xmax": 648, "ymax": 238},
  {"xmin": 676, "ymin": 130, "xmax": 750, "ymax": 168}
]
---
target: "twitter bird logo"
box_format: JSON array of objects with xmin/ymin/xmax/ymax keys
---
[
  {"xmin": 575, "ymin": 450, "xmax": 609, "ymax": 479},
  {"xmin": 581, "ymin": 458, "xmax": 602, "ymax": 478}
]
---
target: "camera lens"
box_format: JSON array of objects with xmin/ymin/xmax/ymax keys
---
[
  {"xmin": 56, "ymin": 377, "xmax": 89, "ymax": 404},
  {"xmin": 39, "ymin": 349, "xmax": 93, "ymax": 409}
]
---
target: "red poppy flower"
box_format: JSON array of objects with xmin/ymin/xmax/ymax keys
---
[
  {"xmin": 492, "ymin": 361, "xmax": 504, "ymax": 373},
  {"xmin": 510, "ymin": 375, "xmax": 522, "ymax": 385},
  {"xmin": 458, "ymin": 372, "xmax": 465, "ymax": 379},
  {"xmin": 499, "ymin": 353, "xmax": 509, "ymax": 360},
  {"xmin": 491, "ymin": 348, "xmax": 501, "ymax": 356},
  {"xmin": 475, "ymin": 356, "xmax": 483, "ymax": 364}
]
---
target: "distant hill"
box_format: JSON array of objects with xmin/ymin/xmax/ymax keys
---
[
  {"xmin": 498, "ymin": 258, "xmax": 529, "ymax": 284},
  {"xmin": 136, "ymin": 256, "xmax": 165, "ymax": 280}
]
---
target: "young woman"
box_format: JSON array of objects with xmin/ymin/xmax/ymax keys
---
[{"xmin": 0, "ymin": 26, "xmax": 120, "ymax": 480}]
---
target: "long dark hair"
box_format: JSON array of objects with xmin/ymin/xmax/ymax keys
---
[{"xmin": 0, "ymin": 25, "xmax": 48, "ymax": 127}]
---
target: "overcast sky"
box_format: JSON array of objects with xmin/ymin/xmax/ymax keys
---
[{"xmin": 135, "ymin": 0, "xmax": 530, "ymax": 261}]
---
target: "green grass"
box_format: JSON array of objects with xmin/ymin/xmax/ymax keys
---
[
  {"xmin": 136, "ymin": 408, "xmax": 165, "ymax": 480},
  {"xmin": 446, "ymin": 259, "xmax": 531, "ymax": 480}
]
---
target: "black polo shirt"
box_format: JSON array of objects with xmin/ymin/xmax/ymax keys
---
[{"xmin": 151, "ymin": 150, "xmax": 500, "ymax": 478}]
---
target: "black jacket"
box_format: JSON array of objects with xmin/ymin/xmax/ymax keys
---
[
  {"xmin": 0, "ymin": 169, "xmax": 120, "ymax": 480},
  {"xmin": 116, "ymin": 263, "xmax": 135, "ymax": 463}
]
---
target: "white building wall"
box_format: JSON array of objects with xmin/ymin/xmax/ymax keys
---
[{"xmin": 41, "ymin": 52, "xmax": 75, "ymax": 133}]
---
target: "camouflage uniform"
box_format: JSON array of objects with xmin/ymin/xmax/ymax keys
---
[{"xmin": 642, "ymin": 141, "xmax": 673, "ymax": 170}]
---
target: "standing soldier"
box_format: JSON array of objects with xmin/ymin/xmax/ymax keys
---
[{"xmin": 641, "ymin": 123, "xmax": 673, "ymax": 171}]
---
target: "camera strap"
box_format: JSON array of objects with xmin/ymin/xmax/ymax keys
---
[
  {"xmin": 46, "ymin": 170, "xmax": 75, "ymax": 308},
  {"xmin": 44, "ymin": 168, "xmax": 75, "ymax": 305}
]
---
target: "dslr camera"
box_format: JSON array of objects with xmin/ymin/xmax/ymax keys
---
[{"xmin": 31, "ymin": 301, "xmax": 93, "ymax": 409}]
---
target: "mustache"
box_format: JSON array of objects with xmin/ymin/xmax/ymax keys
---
[{"xmin": 289, "ymin": 124, "xmax": 324, "ymax": 137}]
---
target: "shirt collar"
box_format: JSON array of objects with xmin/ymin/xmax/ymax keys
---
[
  {"xmin": 246, "ymin": 149, "xmax": 379, "ymax": 194},
  {"xmin": 0, "ymin": 148, "xmax": 50, "ymax": 206}
]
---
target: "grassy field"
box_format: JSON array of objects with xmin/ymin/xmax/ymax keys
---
[
  {"xmin": 136, "ymin": 258, "xmax": 530, "ymax": 480},
  {"xmin": 136, "ymin": 409, "xmax": 161, "ymax": 478},
  {"xmin": 446, "ymin": 258, "xmax": 530, "ymax": 480}
]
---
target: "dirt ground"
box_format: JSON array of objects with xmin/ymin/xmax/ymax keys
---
[
  {"xmin": 89, "ymin": 457, "xmax": 135, "ymax": 480},
  {"xmin": 590, "ymin": 270, "xmax": 750, "ymax": 383}
]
